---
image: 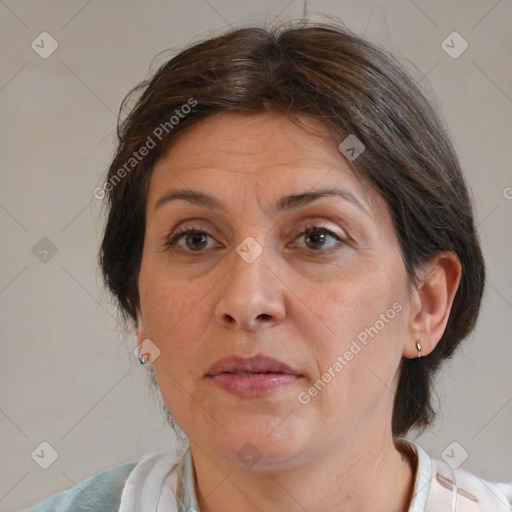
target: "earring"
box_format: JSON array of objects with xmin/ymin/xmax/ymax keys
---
[
  {"xmin": 134, "ymin": 338, "xmax": 160, "ymax": 366},
  {"xmin": 137, "ymin": 351, "xmax": 148, "ymax": 365},
  {"xmin": 416, "ymin": 341, "xmax": 422, "ymax": 358}
]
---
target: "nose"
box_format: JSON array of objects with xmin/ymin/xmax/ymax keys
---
[{"xmin": 214, "ymin": 243, "xmax": 286, "ymax": 332}]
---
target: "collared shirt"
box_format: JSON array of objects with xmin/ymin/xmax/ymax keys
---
[
  {"xmin": 26, "ymin": 439, "xmax": 512, "ymax": 511},
  {"xmin": 118, "ymin": 439, "xmax": 511, "ymax": 511}
]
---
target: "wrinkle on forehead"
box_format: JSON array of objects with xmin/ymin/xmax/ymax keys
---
[{"xmin": 152, "ymin": 111, "xmax": 385, "ymax": 222}]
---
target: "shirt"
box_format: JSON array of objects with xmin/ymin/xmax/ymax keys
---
[{"xmin": 25, "ymin": 439, "xmax": 512, "ymax": 511}]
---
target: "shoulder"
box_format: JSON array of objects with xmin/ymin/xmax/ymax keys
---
[
  {"xmin": 429, "ymin": 458, "xmax": 512, "ymax": 511},
  {"xmin": 400, "ymin": 439, "xmax": 511, "ymax": 511},
  {"xmin": 25, "ymin": 460, "xmax": 138, "ymax": 512}
]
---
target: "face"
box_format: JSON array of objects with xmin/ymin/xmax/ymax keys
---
[{"xmin": 137, "ymin": 112, "xmax": 415, "ymax": 470}]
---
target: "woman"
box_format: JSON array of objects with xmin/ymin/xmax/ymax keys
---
[{"xmin": 26, "ymin": 22, "xmax": 511, "ymax": 512}]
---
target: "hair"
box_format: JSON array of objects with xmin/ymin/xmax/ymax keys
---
[{"xmin": 99, "ymin": 21, "xmax": 485, "ymax": 438}]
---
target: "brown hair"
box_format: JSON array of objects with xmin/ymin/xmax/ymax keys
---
[{"xmin": 99, "ymin": 21, "xmax": 485, "ymax": 437}]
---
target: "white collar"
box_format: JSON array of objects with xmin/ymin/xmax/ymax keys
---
[
  {"xmin": 118, "ymin": 439, "xmax": 510, "ymax": 511},
  {"xmin": 118, "ymin": 449, "xmax": 195, "ymax": 511},
  {"xmin": 401, "ymin": 439, "xmax": 433, "ymax": 511},
  {"xmin": 405, "ymin": 439, "xmax": 510, "ymax": 511}
]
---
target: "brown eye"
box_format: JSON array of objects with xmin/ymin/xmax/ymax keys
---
[
  {"xmin": 166, "ymin": 229, "xmax": 217, "ymax": 252},
  {"xmin": 296, "ymin": 226, "xmax": 343, "ymax": 252},
  {"xmin": 184, "ymin": 232, "xmax": 209, "ymax": 251},
  {"xmin": 304, "ymin": 228, "xmax": 330, "ymax": 250}
]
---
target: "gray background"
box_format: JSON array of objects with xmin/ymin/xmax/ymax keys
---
[{"xmin": 1, "ymin": 1, "xmax": 511, "ymax": 510}]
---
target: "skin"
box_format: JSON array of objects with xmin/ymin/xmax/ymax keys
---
[{"xmin": 136, "ymin": 111, "xmax": 461, "ymax": 511}]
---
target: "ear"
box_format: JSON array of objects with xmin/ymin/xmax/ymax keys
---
[
  {"xmin": 136, "ymin": 308, "xmax": 149, "ymax": 346},
  {"xmin": 403, "ymin": 251, "xmax": 462, "ymax": 358}
]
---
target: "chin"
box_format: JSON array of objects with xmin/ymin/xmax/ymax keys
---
[{"xmin": 204, "ymin": 417, "xmax": 315, "ymax": 472}]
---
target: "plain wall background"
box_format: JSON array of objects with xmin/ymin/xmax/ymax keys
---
[{"xmin": 1, "ymin": 1, "xmax": 511, "ymax": 510}]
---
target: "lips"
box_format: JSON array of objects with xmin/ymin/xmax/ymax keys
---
[
  {"xmin": 206, "ymin": 354, "xmax": 301, "ymax": 377},
  {"xmin": 205, "ymin": 355, "xmax": 302, "ymax": 398}
]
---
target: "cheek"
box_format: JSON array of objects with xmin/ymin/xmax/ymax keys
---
[
  {"xmin": 308, "ymin": 261, "xmax": 407, "ymax": 386},
  {"xmin": 311, "ymin": 266, "xmax": 397, "ymax": 340},
  {"xmin": 139, "ymin": 266, "xmax": 208, "ymax": 362},
  {"xmin": 140, "ymin": 253, "xmax": 198, "ymax": 325}
]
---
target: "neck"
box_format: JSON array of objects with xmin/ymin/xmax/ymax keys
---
[{"xmin": 190, "ymin": 433, "xmax": 416, "ymax": 512}]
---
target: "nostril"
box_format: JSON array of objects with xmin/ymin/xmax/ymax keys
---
[{"xmin": 222, "ymin": 314, "xmax": 236, "ymax": 325}]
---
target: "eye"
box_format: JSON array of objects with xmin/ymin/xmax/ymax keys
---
[
  {"xmin": 291, "ymin": 224, "xmax": 345, "ymax": 252},
  {"xmin": 165, "ymin": 223, "xmax": 346, "ymax": 254},
  {"xmin": 166, "ymin": 227, "xmax": 219, "ymax": 252}
]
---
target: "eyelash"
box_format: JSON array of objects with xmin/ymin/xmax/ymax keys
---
[
  {"xmin": 289, "ymin": 223, "xmax": 346, "ymax": 252},
  {"xmin": 165, "ymin": 222, "xmax": 346, "ymax": 254}
]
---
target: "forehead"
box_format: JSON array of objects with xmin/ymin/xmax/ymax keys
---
[{"xmin": 148, "ymin": 112, "xmax": 382, "ymax": 218}]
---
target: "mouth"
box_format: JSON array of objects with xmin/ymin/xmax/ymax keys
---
[
  {"xmin": 206, "ymin": 354, "xmax": 301, "ymax": 376},
  {"xmin": 205, "ymin": 355, "xmax": 302, "ymax": 398}
]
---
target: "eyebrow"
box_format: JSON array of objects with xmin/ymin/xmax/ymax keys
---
[{"xmin": 154, "ymin": 187, "xmax": 368, "ymax": 215}]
